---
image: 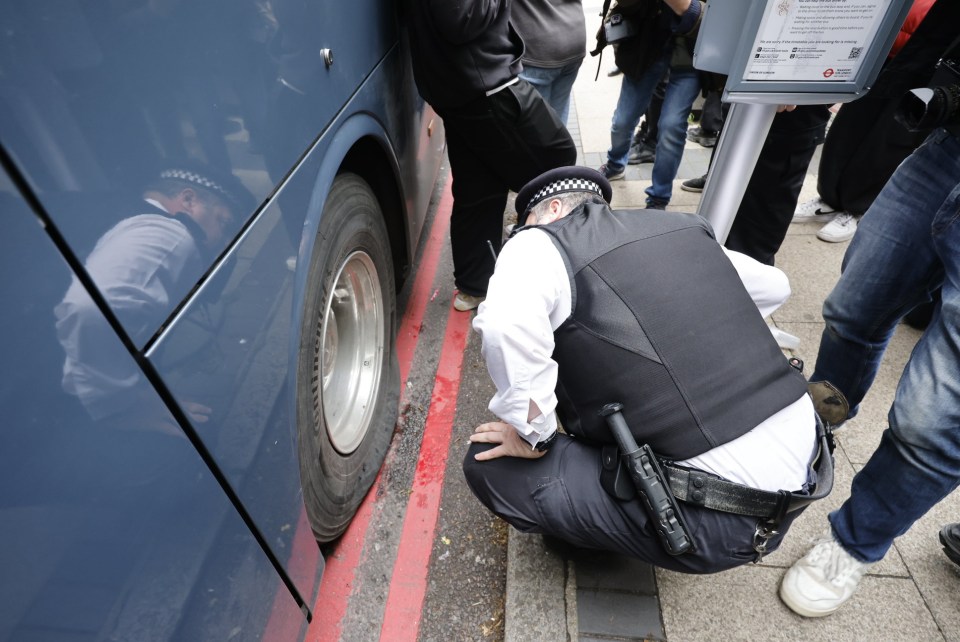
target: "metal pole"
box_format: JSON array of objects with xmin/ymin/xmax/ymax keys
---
[
  {"xmin": 697, "ymin": 101, "xmax": 802, "ymax": 350},
  {"xmin": 696, "ymin": 102, "xmax": 778, "ymax": 245}
]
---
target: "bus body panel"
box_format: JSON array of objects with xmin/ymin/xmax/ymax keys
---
[{"xmin": 0, "ymin": 0, "xmax": 445, "ymax": 638}]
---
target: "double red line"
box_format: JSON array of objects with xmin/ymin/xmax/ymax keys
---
[{"xmin": 308, "ymin": 180, "xmax": 472, "ymax": 641}]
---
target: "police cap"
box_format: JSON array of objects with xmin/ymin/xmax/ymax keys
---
[
  {"xmin": 515, "ymin": 166, "xmax": 612, "ymax": 224},
  {"xmin": 155, "ymin": 160, "xmax": 256, "ymax": 214}
]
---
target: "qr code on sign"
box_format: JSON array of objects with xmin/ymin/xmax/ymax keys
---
[{"xmin": 848, "ymin": 47, "xmax": 863, "ymax": 60}]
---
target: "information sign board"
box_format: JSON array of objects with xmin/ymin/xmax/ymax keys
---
[
  {"xmin": 744, "ymin": 0, "xmax": 888, "ymax": 83},
  {"xmin": 695, "ymin": 0, "xmax": 912, "ymax": 104}
]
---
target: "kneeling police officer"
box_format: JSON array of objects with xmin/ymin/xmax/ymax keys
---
[{"xmin": 463, "ymin": 166, "xmax": 833, "ymax": 573}]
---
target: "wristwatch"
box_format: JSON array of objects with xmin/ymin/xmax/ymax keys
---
[{"xmin": 533, "ymin": 430, "xmax": 558, "ymax": 453}]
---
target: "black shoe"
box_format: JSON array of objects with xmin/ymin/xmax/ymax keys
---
[
  {"xmin": 598, "ymin": 163, "xmax": 625, "ymax": 181},
  {"xmin": 680, "ymin": 175, "xmax": 707, "ymax": 193},
  {"xmin": 687, "ymin": 126, "xmax": 718, "ymax": 148},
  {"xmin": 646, "ymin": 198, "xmax": 668, "ymax": 210},
  {"xmin": 628, "ymin": 143, "xmax": 656, "ymax": 165},
  {"xmin": 940, "ymin": 523, "xmax": 960, "ymax": 567}
]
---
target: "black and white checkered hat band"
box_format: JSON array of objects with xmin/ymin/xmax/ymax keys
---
[
  {"xmin": 160, "ymin": 169, "xmax": 230, "ymax": 200},
  {"xmin": 527, "ymin": 178, "xmax": 603, "ymax": 212}
]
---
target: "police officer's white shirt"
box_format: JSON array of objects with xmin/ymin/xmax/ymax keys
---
[{"xmin": 473, "ymin": 227, "xmax": 816, "ymax": 493}]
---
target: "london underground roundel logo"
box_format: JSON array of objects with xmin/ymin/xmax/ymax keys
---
[{"xmin": 823, "ymin": 68, "xmax": 835, "ymax": 78}]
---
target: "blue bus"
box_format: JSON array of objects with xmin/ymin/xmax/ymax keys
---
[{"xmin": 0, "ymin": 1, "xmax": 445, "ymax": 639}]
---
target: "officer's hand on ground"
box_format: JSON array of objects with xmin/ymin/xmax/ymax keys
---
[{"xmin": 470, "ymin": 422, "xmax": 547, "ymax": 461}]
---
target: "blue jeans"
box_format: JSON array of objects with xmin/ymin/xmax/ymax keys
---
[
  {"xmin": 811, "ymin": 128, "xmax": 960, "ymax": 562},
  {"xmin": 519, "ymin": 60, "xmax": 583, "ymax": 126},
  {"xmin": 605, "ymin": 56, "xmax": 700, "ymax": 205}
]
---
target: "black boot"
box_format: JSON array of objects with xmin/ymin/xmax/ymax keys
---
[{"xmin": 939, "ymin": 523, "xmax": 960, "ymax": 567}]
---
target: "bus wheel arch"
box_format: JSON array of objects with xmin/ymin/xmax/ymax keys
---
[{"xmin": 341, "ymin": 138, "xmax": 409, "ymax": 290}]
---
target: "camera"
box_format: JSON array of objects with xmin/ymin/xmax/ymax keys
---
[
  {"xmin": 896, "ymin": 58, "xmax": 960, "ymax": 135},
  {"xmin": 603, "ymin": 12, "xmax": 639, "ymax": 44}
]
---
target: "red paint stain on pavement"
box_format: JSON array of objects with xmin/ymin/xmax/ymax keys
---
[{"xmin": 378, "ymin": 299, "xmax": 472, "ymax": 641}]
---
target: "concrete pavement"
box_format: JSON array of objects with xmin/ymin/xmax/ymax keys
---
[{"xmin": 503, "ymin": 3, "xmax": 960, "ymax": 640}]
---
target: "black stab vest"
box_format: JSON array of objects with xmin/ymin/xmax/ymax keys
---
[{"xmin": 532, "ymin": 203, "xmax": 807, "ymax": 460}]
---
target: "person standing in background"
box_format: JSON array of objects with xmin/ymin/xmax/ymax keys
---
[
  {"xmin": 513, "ymin": 0, "xmax": 587, "ymax": 125},
  {"xmin": 404, "ymin": 0, "xmax": 577, "ymax": 312},
  {"xmin": 594, "ymin": 0, "xmax": 705, "ymax": 210}
]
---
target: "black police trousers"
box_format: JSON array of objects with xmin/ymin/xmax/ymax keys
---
[{"xmin": 463, "ymin": 435, "xmax": 805, "ymax": 574}]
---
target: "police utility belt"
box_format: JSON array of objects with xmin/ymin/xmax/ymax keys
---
[{"xmin": 599, "ymin": 403, "xmax": 835, "ymax": 557}]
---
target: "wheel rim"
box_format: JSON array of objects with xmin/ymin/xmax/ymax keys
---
[{"xmin": 316, "ymin": 251, "xmax": 384, "ymax": 454}]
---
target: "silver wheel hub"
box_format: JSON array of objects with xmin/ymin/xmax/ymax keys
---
[{"xmin": 315, "ymin": 251, "xmax": 383, "ymax": 454}]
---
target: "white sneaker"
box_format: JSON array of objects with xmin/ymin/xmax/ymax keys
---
[
  {"xmin": 817, "ymin": 213, "xmax": 858, "ymax": 243},
  {"xmin": 793, "ymin": 196, "xmax": 840, "ymax": 223},
  {"xmin": 453, "ymin": 292, "xmax": 485, "ymax": 312},
  {"xmin": 779, "ymin": 534, "xmax": 873, "ymax": 617}
]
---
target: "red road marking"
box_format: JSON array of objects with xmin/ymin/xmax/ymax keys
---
[
  {"xmin": 378, "ymin": 299, "xmax": 472, "ymax": 641},
  {"xmin": 307, "ymin": 180, "xmax": 454, "ymax": 641},
  {"xmin": 397, "ymin": 183, "xmax": 455, "ymax": 384}
]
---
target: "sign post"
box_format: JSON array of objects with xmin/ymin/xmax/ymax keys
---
[{"xmin": 693, "ymin": 0, "xmax": 912, "ymax": 244}]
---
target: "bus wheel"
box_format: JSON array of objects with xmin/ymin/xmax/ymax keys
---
[{"xmin": 296, "ymin": 173, "xmax": 398, "ymax": 543}]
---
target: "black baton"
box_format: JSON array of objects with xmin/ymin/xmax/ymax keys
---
[{"xmin": 600, "ymin": 403, "xmax": 694, "ymax": 555}]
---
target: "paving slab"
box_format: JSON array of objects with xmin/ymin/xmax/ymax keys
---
[
  {"xmin": 504, "ymin": 529, "xmax": 573, "ymax": 642},
  {"xmin": 657, "ymin": 563, "xmax": 946, "ymax": 642},
  {"xmin": 898, "ymin": 494, "xmax": 960, "ymax": 642}
]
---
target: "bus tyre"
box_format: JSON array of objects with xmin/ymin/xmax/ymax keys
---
[{"xmin": 296, "ymin": 173, "xmax": 399, "ymax": 543}]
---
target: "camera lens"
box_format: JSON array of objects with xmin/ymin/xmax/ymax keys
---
[
  {"xmin": 897, "ymin": 85, "xmax": 960, "ymax": 132},
  {"xmin": 899, "ymin": 88, "xmax": 939, "ymax": 131}
]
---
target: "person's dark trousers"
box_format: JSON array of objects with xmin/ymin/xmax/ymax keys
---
[
  {"xmin": 636, "ymin": 72, "xmax": 668, "ymax": 147},
  {"xmin": 700, "ymin": 100, "xmax": 732, "ymax": 173},
  {"xmin": 441, "ymin": 79, "xmax": 576, "ymax": 296},
  {"xmin": 724, "ymin": 105, "xmax": 831, "ymax": 265},
  {"xmin": 699, "ymin": 89, "xmax": 724, "ymax": 135}
]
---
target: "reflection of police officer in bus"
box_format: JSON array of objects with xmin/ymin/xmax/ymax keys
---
[{"xmin": 54, "ymin": 163, "xmax": 249, "ymax": 436}]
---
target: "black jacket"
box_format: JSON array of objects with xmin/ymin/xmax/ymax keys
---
[
  {"xmin": 405, "ymin": 0, "xmax": 524, "ymax": 111},
  {"xmin": 532, "ymin": 203, "xmax": 807, "ymax": 459}
]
